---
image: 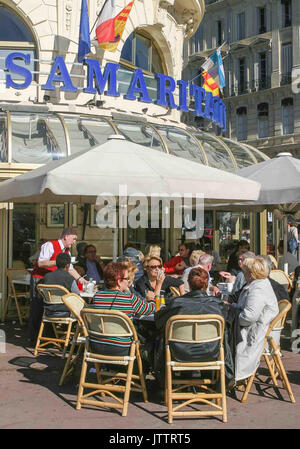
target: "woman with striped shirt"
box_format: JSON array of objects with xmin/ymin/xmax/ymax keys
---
[{"xmin": 90, "ymin": 262, "xmax": 156, "ymax": 355}]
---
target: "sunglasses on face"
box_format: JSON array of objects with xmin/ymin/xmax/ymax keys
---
[
  {"xmin": 121, "ymin": 277, "xmax": 130, "ymax": 281},
  {"xmin": 149, "ymin": 265, "xmax": 162, "ymax": 269}
]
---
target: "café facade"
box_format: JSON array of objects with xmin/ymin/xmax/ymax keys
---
[{"xmin": 0, "ymin": 0, "xmax": 271, "ymax": 310}]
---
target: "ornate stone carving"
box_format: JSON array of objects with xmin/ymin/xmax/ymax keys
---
[{"xmin": 181, "ymin": 8, "xmax": 196, "ymax": 38}]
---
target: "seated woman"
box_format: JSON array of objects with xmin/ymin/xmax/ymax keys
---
[
  {"xmin": 154, "ymin": 267, "xmax": 234, "ymax": 389},
  {"xmin": 163, "ymin": 242, "xmax": 194, "ymax": 275},
  {"xmin": 90, "ymin": 262, "xmax": 156, "ymax": 356},
  {"xmin": 232, "ymin": 256, "xmax": 279, "ymax": 383},
  {"xmin": 181, "ymin": 250, "xmax": 206, "ymax": 292},
  {"xmin": 135, "ymin": 256, "xmax": 185, "ymax": 299}
]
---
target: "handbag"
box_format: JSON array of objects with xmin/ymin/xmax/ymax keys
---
[{"xmin": 288, "ymin": 237, "xmax": 298, "ymax": 253}]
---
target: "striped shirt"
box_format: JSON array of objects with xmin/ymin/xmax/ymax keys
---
[{"xmin": 90, "ymin": 289, "xmax": 155, "ymax": 349}]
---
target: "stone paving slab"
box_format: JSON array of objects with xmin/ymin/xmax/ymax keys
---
[{"xmin": 0, "ymin": 322, "xmax": 299, "ymax": 430}]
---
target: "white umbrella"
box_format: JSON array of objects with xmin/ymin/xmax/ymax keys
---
[
  {"xmin": 0, "ymin": 135, "xmax": 261, "ymax": 260},
  {"xmin": 213, "ymin": 152, "xmax": 300, "ymax": 269}
]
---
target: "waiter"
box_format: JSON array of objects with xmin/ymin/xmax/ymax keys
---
[{"xmin": 28, "ymin": 227, "xmax": 85, "ymax": 344}]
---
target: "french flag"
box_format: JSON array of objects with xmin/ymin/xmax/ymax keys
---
[{"xmin": 96, "ymin": 0, "xmax": 117, "ymax": 46}]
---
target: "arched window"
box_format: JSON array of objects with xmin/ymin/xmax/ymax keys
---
[
  {"xmin": 118, "ymin": 31, "xmax": 164, "ymax": 101},
  {"xmin": 257, "ymin": 103, "xmax": 269, "ymax": 138},
  {"xmin": 281, "ymin": 98, "xmax": 294, "ymax": 134},
  {"xmin": 121, "ymin": 31, "xmax": 164, "ymax": 73},
  {"xmin": 236, "ymin": 106, "xmax": 247, "ymax": 141},
  {"xmin": 0, "ymin": 6, "xmax": 36, "ymax": 82}
]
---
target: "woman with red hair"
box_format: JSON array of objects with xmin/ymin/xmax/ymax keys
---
[
  {"xmin": 91, "ymin": 262, "xmax": 155, "ymax": 355},
  {"xmin": 154, "ymin": 267, "xmax": 234, "ymax": 390}
]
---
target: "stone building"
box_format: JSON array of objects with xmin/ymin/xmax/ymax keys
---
[
  {"xmin": 0, "ymin": 0, "xmax": 269, "ymax": 315},
  {"xmin": 184, "ymin": 0, "xmax": 300, "ymax": 159}
]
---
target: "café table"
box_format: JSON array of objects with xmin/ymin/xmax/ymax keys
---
[
  {"xmin": 12, "ymin": 273, "xmax": 31, "ymax": 287},
  {"xmin": 79, "ymin": 291, "xmax": 95, "ymax": 304}
]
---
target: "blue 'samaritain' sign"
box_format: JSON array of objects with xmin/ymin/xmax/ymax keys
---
[{"xmin": 5, "ymin": 52, "xmax": 226, "ymax": 131}]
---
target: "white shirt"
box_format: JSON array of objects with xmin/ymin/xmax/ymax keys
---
[{"xmin": 38, "ymin": 239, "xmax": 74, "ymax": 270}]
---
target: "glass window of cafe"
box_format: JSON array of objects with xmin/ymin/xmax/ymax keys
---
[
  {"xmin": 216, "ymin": 211, "xmax": 251, "ymax": 260},
  {"xmin": 12, "ymin": 204, "xmax": 38, "ymax": 268}
]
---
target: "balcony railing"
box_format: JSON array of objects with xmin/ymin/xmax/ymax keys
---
[
  {"xmin": 225, "ymin": 78, "xmax": 272, "ymax": 97},
  {"xmin": 280, "ymin": 74, "xmax": 292, "ymax": 86}
]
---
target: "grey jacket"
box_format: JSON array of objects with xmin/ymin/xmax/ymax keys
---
[{"xmin": 235, "ymin": 278, "xmax": 279, "ymax": 381}]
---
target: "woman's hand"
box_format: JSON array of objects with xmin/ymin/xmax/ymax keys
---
[
  {"xmin": 146, "ymin": 291, "xmax": 155, "ymax": 301},
  {"xmin": 156, "ymin": 271, "xmax": 165, "ymax": 286}
]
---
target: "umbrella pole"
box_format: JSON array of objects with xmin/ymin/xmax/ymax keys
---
[
  {"xmin": 283, "ymin": 215, "xmax": 288, "ymax": 274},
  {"xmin": 112, "ymin": 228, "xmax": 118, "ymax": 262}
]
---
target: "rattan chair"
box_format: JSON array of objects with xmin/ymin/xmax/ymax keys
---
[
  {"xmin": 165, "ymin": 314, "xmax": 227, "ymax": 424},
  {"xmin": 169, "ymin": 286, "xmax": 180, "ymax": 298},
  {"xmin": 2, "ymin": 268, "xmax": 30, "ymax": 325},
  {"xmin": 241, "ymin": 299, "xmax": 295, "ymax": 404},
  {"xmin": 76, "ymin": 308, "xmax": 148, "ymax": 417},
  {"xmin": 35, "ymin": 284, "xmax": 76, "ymax": 357},
  {"xmin": 267, "ymin": 254, "xmax": 278, "ymax": 270},
  {"xmin": 59, "ymin": 293, "xmax": 88, "ymax": 386},
  {"xmin": 269, "ymin": 269, "xmax": 292, "ymax": 293}
]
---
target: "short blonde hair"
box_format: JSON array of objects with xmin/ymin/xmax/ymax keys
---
[
  {"xmin": 145, "ymin": 244, "xmax": 161, "ymax": 258},
  {"xmin": 242, "ymin": 256, "xmax": 269, "ymax": 280},
  {"xmin": 122, "ymin": 261, "xmax": 138, "ymax": 283},
  {"xmin": 143, "ymin": 255, "xmax": 163, "ymax": 270},
  {"xmin": 138, "ymin": 250, "xmax": 144, "ymax": 262},
  {"xmin": 189, "ymin": 250, "xmax": 206, "ymax": 267}
]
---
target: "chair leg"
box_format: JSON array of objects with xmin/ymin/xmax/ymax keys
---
[
  {"xmin": 122, "ymin": 346, "xmax": 135, "ymax": 417},
  {"xmin": 165, "ymin": 348, "xmax": 173, "ymax": 424},
  {"xmin": 14, "ymin": 296, "xmax": 24, "ymax": 326},
  {"xmin": 62, "ymin": 321, "xmax": 73, "ymax": 358},
  {"xmin": 2, "ymin": 294, "xmax": 11, "ymax": 322},
  {"xmin": 135, "ymin": 343, "xmax": 148, "ymax": 403},
  {"xmin": 264, "ymin": 354, "xmax": 278, "ymax": 386},
  {"xmin": 241, "ymin": 371, "xmax": 256, "ymax": 403},
  {"xmin": 273, "ymin": 349, "xmax": 296, "ymax": 403},
  {"xmin": 76, "ymin": 355, "xmax": 88, "ymax": 410},
  {"xmin": 34, "ymin": 321, "xmax": 45, "ymax": 356},
  {"xmin": 59, "ymin": 327, "xmax": 81, "ymax": 386},
  {"xmin": 220, "ymin": 352, "xmax": 227, "ymax": 423}
]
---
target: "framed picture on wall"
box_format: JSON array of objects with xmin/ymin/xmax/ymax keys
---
[{"xmin": 47, "ymin": 204, "xmax": 65, "ymax": 227}]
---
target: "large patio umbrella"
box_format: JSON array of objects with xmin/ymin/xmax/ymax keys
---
[
  {"xmin": 0, "ymin": 135, "xmax": 261, "ymax": 259},
  {"xmin": 214, "ymin": 152, "xmax": 300, "ymax": 266}
]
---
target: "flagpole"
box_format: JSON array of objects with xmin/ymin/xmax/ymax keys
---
[{"xmin": 90, "ymin": 0, "xmax": 106, "ymax": 36}]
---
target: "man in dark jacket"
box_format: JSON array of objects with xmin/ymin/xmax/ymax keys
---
[
  {"xmin": 153, "ymin": 267, "xmax": 235, "ymax": 391},
  {"xmin": 40, "ymin": 252, "xmax": 80, "ymax": 317},
  {"xmin": 77, "ymin": 244, "xmax": 105, "ymax": 283}
]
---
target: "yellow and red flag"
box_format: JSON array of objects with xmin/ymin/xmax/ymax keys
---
[
  {"xmin": 202, "ymin": 71, "xmax": 220, "ymax": 97},
  {"xmin": 96, "ymin": 0, "xmax": 134, "ymax": 52}
]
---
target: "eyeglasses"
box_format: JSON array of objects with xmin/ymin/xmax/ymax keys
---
[
  {"xmin": 121, "ymin": 277, "xmax": 130, "ymax": 281},
  {"xmin": 149, "ymin": 265, "xmax": 162, "ymax": 269}
]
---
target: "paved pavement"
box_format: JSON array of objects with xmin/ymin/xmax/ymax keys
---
[{"xmin": 0, "ymin": 321, "xmax": 299, "ymax": 430}]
